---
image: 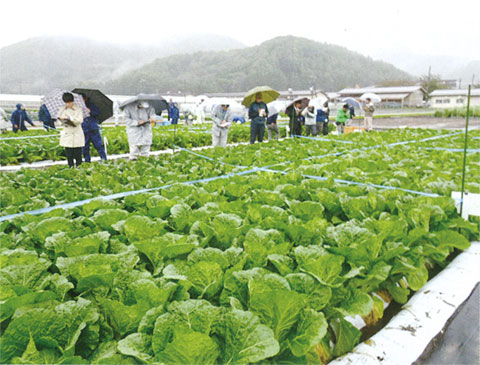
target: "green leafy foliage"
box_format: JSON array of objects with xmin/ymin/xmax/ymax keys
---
[{"xmin": 0, "ymin": 127, "xmax": 477, "ymax": 364}]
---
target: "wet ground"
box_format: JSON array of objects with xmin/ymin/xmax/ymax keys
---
[
  {"xmin": 372, "ymin": 116, "xmax": 480, "ymax": 130},
  {"xmin": 415, "ymin": 283, "xmax": 480, "ymax": 365}
]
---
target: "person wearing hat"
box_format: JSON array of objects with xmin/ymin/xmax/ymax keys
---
[
  {"xmin": 363, "ymin": 98, "xmax": 375, "ymax": 132},
  {"xmin": 10, "ymin": 103, "xmax": 34, "ymax": 133},
  {"xmin": 248, "ymin": 93, "xmax": 269, "ymax": 144},
  {"xmin": 211, "ymin": 102, "xmax": 234, "ymax": 147},
  {"xmin": 124, "ymin": 100, "xmax": 156, "ymax": 160},
  {"xmin": 335, "ymin": 104, "xmax": 350, "ymax": 134},
  {"xmin": 57, "ymin": 92, "xmax": 85, "ymax": 167}
]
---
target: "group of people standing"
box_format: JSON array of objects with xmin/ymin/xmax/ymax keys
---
[
  {"xmin": 2, "ymin": 92, "xmax": 376, "ymax": 165},
  {"xmin": 288, "ymin": 100, "xmax": 330, "ymax": 137},
  {"xmin": 208, "ymin": 93, "xmax": 375, "ymax": 148},
  {"xmin": 56, "ymin": 92, "xmax": 107, "ymax": 167},
  {"xmin": 335, "ymin": 97, "xmax": 375, "ymax": 134}
]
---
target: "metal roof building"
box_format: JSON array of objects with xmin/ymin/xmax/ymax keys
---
[
  {"xmin": 338, "ymin": 86, "xmax": 426, "ymax": 107},
  {"xmin": 429, "ymin": 89, "xmax": 480, "ymax": 109}
]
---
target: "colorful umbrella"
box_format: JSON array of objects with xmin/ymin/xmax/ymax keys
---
[{"xmin": 42, "ymin": 88, "xmax": 88, "ymax": 119}]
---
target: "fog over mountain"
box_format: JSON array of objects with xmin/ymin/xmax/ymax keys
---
[{"xmin": 0, "ymin": 34, "xmax": 245, "ymax": 94}]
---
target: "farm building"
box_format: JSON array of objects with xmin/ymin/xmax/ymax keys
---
[
  {"xmin": 429, "ymin": 89, "xmax": 480, "ymax": 108},
  {"xmin": 338, "ymin": 86, "xmax": 426, "ymax": 107}
]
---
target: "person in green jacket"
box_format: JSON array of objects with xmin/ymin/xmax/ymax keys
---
[{"xmin": 335, "ymin": 104, "xmax": 350, "ymax": 134}]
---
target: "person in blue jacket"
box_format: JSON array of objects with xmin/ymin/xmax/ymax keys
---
[
  {"xmin": 10, "ymin": 103, "xmax": 34, "ymax": 132},
  {"xmin": 80, "ymin": 95, "xmax": 107, "ymax": 162},
  {"xmin": 170, "ymin": 102, "xmax": 180, "ymax": 125},
  {"xmin": 316, "ymin": 101, "xmax": 329, "ymax": 136},
  {"xmin": 38, "ymin": 104, "xmax": 56, "ymax": 131}
]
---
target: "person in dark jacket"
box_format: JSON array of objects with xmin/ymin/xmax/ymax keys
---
[
  {"xmin": 170, "ymin": 103, "xmax": 180, "ymax": 125},
  {"xmin": 348, "ymin": 105, "xmax": 355, "ymax": 122},
  {"xmin": 266, "ymin": 113, "xmax": 280, "ymax": 141},
  {"xmin": 288, "ymin": 101, "xmax": 303, "ymax": 136},
  {"xmin": 38, "ymin": 104, "xmax": 56, "ymax": 131},
  {"xmin": 167, "ymin": 98, "xmax": 173, "ymax": 121},
  {"xmin": 248, "ymin": 93, "xmax": 269, "ymax": 144},
  {"xmin": 316, "ymin": 101, "xmax": 330, "ymax": 136},
  {"xmin": 80, "ymin": 95, "xmax": 107, "ymax": 162},
  {"xmin": 10, "ymin": 103, "xmax": 34, "ymax": 132}
]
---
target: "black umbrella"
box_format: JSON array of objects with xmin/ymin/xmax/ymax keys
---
[
  {"xmin": 119, "ymin": 94, "xmax": 168, "ymax": 115},
  {"xmin": 72, "ymin": 88, "xmax": 113, "ymax": 123},
  {"xmin": 285, "ymin": 97, "xmax": 310, "ymax": 116}
]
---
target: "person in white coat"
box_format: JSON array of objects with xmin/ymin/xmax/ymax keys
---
[
  {"xmin": 302, "ymin": 105, "xmax": 317, "ymax": 136},
  {"xmin": 211, "ymin": 103, "xmax": 233, "ymax": 147},
  {"xmin": 57, "ymin": 92, "xmax": 85, "ymax": 167},
  {"xmin": 124, "ymin": 101, "xmax": 155, "ymax": 160},
  {"xmin": 0, "ymin": 107, "xmax": 10, "ymax": 133},
  {"xmin": 363, "ymin": 98, "xmax": 375, "ymax": 132}
]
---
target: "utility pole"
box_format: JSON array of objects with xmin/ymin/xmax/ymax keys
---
[{"xmin": 427, "ymin": 65, "xmax": 432, "ymax": 94}]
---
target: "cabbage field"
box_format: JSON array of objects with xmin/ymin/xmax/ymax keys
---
[
  {"xmin": 0, "ymin": 124, "xmax": 288, "ymax": 165},
  {"xmin": 0, "ymin": 127, "xmax": 479, "ymax": 364}
]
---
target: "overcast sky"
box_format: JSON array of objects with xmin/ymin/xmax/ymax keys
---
[{"xmin": 1, "ymin": 0, "xmax": 479, "ymax": 60}]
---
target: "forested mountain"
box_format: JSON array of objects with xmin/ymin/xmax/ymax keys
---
[
  {"xmin": 0, "ymin": 35, "xmax": 245, "ymax": 94},
  {"xmin": 101, "ymin": 36, "xmax": 412, "ymax": 94}
]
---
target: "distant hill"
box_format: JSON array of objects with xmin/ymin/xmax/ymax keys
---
[
  {"xmin": 370, "ymin": 49, "xmax": 477, "ymax": 79},
  {"xmin": 448, "ymin": 60, "xmax": 480, "ymax": 84},
  {"xmin": 102, "ymin": 36, "xmax": 413, "ymax": 94},
  {"xmin": 0, "ymin": 35, "xmax": 245, "ymax": 94}
]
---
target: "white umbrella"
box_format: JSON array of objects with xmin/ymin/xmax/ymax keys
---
[
  {"xmin": 208, "ymin": 98, "xmax": 245, "ymax": 115},
  {"xmin": 266, "ymin": 100, "xmax": 286, "ymax": 115},
  {"xmin": 360, "ymin": 93, "xmax": 381, "ymax": 103},
  {"xmin": 309, "ymin": 96, "xmax": 328, "ymax": 110},
  {"xmin": 195, "ymin": 95, "xmax": 209, "ymax": 103}
]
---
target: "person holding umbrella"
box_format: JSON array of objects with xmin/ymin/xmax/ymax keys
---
[
  {"xmin": 123, "ymin": 100, "xmax": 156, "ymax": 160},
  {"xmin": 57, "ymin": 92, "xmax": 85, "ymax": 167},
  {"xmin": 335, "ymin": 104, "xmax": 350, "ymax": 134},
  {"xmin": 211, "ymin": 102, "xmax": 233, "ymax": 147},
  {"xmin": 363, "ymin": 97, "xmax": 375, "ymax": 132},
  {"xmin": 10, "ymin": 104, "xmax": 34, "ymax": 133},
  {"xmin": 288, "ymin": 101, "xmax": 303, "ymax": 136},
  {"xmin": 242, "ymin": 86, "xmax": 279, "ymax": 144},
  {"xmin": 248, "ymin": 93, "xmax": 269, "ymax": 144},
  {"xmin": 38, "ymin": 104, "xmax": 56, "ymax": 130},
  {"xmin": 80, "ymin": 94, "xmax": 107, "ymax": 163}
]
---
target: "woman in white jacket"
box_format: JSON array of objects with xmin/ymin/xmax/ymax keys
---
[{"xmin": 57, "ymin": 93, "xmax": 85, "ymax": 167}]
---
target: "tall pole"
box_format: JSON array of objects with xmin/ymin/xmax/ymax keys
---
[{"xmin": 459, "ymin": 85, "xmax": 471, "ymax": 216}]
